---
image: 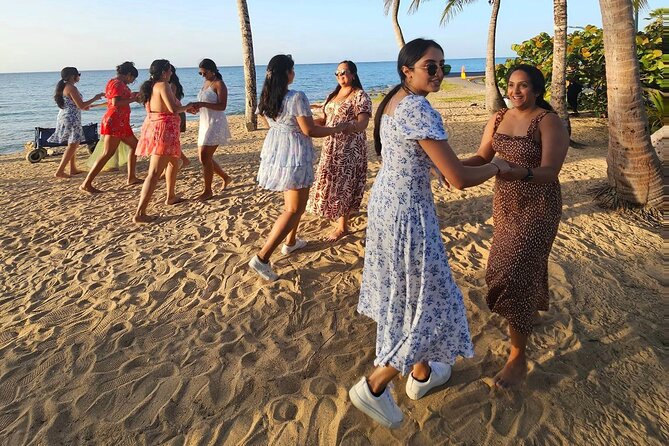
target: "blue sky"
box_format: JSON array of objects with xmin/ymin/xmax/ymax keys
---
[{"xmin": 0, "ymin": 0, "xmax": 662, "ymax": 73}]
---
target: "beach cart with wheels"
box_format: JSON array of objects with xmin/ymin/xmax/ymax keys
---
[{"xmin": 26, "ymin": 123, "xmax": 99, "ymax": 163}]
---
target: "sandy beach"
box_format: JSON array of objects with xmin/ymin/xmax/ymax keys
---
[{"xmin": 0, "ymin": 79, "xmax": 664, "ymax": 445}]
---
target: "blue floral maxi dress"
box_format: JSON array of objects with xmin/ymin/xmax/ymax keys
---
[
  {"xmin": 358, "ymin": 95, "xmax": 474, "ymax": 375},
  {"xmin": 47, "ymin": 96, "xmax": 85, "ymax": 145},
  {"xmin": 257, "ymin": 90, "xmax": 314, "ymax": 191}
]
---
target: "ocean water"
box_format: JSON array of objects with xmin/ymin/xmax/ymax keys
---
[{"xmin": 0, "ymin": 58, "xmax": 503, "ymax": 154}]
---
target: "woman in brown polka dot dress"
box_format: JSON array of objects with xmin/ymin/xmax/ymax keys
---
[{"xmin": 464, "ymin": 64, "xmax": 569, "ymax": 388}]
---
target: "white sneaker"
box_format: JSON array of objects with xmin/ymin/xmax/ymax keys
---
[
  {"xmin": 281, "ymin": 238, "xmax": 307, "ymax": 255},
  {"xmin": 405, "ymin": 362, "xmax": 452, "ymax": 400},
  {"xmin": 248, "ymin": 255, "xmax": 279, "ymax": 281},
  {"xmin": 349, "ymin": 377, "xmax": 403, "ymax": 429}
]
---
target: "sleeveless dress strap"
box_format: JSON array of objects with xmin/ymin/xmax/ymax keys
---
[
  {"xmin": 493, "ymin": 108, "xmax": 509, "ymax": 134},
  {"xmin": 526, "ymin": 110, "xmax": 551, "ymax": 137}
]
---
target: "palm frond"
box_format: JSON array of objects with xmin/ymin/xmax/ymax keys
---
[{"xmin": 408, "ymin": 0, "xmax": 482, "ymax": 25}]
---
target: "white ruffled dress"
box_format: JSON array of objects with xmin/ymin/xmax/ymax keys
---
[{"xmin": 257, "ymin": 90, "xmax": 314, "ymax": 191}]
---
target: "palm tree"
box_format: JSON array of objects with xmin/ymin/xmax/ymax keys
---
[
  {"xmin": 409, "ymin": 0, "xmax": 506, "ymax": 111},
  {"xmin": 384, "ymin": 0, "xmax": 406, "ymax": 48},
  {"xmin": 632, "ymin": 0, "xmax": 648, "ymax": 31},
  {"xmin": 551, "ymin": 0, "xmax": 570, "ymax": 134},
  {"xmin": 597, "ymin": 0, "xmax": 661, "ymax": 207},
  {"xmin": 237, "ymin": 0, "xmax": 257, "ymax": 131}
]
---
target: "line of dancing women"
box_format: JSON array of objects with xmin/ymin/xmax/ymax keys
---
[{"xmin": 48, "ymin": 38, "xmax": 569, "ymax": 430}]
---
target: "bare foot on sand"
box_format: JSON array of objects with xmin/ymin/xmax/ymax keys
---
[
  {"xmin": 69, "ymin": 169, "xmax": 85, "ymax": 176},
  {"xmin": 493, "ymin": 354, "xmax": 527, "ymax": 389},
  {"xmin": 221, "ymin": 173, "xmax": 232, "ymax": 191},
  {"xmin": 54, "ymin": 172, "xmax": 70, "ymax": 179},
  {"xmin": 166, "ymin": 196, "xmax": 185, "ymax": 205},
  {"xmin": 197, "ymin": 191, "xmax": 214, "ymax": 201},
  {"xmin": 127, "ymin": 177, "xmax": 143, "ymax": 186},
  {"xmin": 79, "ymin": 184, "xmax": 102, "ymax": 194},
  {"xmin": 132, "ymin": 214, "xmax": 158, "ymax": 224},
  {"xmin": 323, "ymin": 228, "xmax": 348, "ymax": 242}
]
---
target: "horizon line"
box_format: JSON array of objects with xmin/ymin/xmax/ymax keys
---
[{"xmin": 0, "ymin": 56, "xmax": 515, "ymax": 75}]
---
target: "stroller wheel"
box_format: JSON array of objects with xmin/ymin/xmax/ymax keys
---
[
  {"xmin": 39, "ymin": 148, "xmax": 48, "ymax": 158},
  {"xmin": 27, "ymin": 149, "xmax": 44, "ymax": 163}
]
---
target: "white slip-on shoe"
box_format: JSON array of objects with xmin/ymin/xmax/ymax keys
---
[
  {"xmin": 349, "ymin": 377, "xmax": 403, "ymax": 429},
  {"xmin": 281, "ymin": 238, "xmax": 307, "ymax": 255},
  {"xmin": 405, "ymin": 362, "xmax": 452, "ymax": 400},
  {"xmin": 248, "ymin": 255, "xmax": 279, "ymax": 281}
]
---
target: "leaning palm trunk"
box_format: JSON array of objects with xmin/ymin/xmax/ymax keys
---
[
  {"xmin": 551, "ymin": 0, "xmax": 570, "ymax": 134},
  {"xmin": 237, "ymin": 0, "xmax": 258, "ymax": 131},
  {"xmin": 598, "ymin": 0, "xmax": 662, "ymax": 206},
  {"xmin": 385, "ymin": 0, "xmax": 406, "ymax": 48},
  {"xmin": 485, "ymin": 0, "xmax": 506, "ymax": 112}
]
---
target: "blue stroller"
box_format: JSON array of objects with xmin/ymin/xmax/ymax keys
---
[{"xmin": 26, "ymin": 123, "xmax": 99, "ymax": 163}]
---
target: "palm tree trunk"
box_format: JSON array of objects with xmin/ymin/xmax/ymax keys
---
[
  {"xmin": 599, "ymin": 0, "xmax": 662, "ymax": 206},
  {"xmin": 485, "ymin": 0, "xmax": 506, "ymax": 112},
  {"xmin": 551, "ymin": 0, "xmax": 570, "ymax": 134},
  {"xmin": 391, "ymin": 0, "xmax": 406, "ymax": 48},
  {"xmin": 237, "ymin": 0, "xmax": 257, "ymax": 131}
]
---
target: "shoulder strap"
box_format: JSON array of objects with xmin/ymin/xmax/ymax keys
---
[
  {"xmin": 493, "ymin": 108, "xmax": 509, "ymax": 134},
  {"xmin": 526, "ymin": 110, "xmax": 551, "ymax": 137}
]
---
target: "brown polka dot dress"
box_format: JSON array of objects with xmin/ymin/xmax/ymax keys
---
[{"xmin": 485, "ymin": 108, "xmax": 562, "ymax": 336}]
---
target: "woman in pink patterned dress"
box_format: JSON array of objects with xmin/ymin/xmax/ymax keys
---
[
  {"xmin": 307, "ymin": 60, "xmax": 372, "ymax": 241},
  {"xmin": 132, "ymin": 59, "xmax": 192, "ymax": 224}
]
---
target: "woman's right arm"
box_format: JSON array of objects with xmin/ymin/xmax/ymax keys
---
[
  {"xmin": 158, "ymin": 82, "xmax": 188, "ymax": 113},
  {"xmin": 66, "ymin": 85, "xmax": 103, "ymax": 109},
  {"xmin": 419, "ymin": 138, "xmax": 509, "ymax": 190},
  {"xmin": 296, "ymin": 115, "xmax": 348, "ymax": 138},
  {"xmin": 461, "ymin": 114, "xmax": 497, "ymax": 166}
]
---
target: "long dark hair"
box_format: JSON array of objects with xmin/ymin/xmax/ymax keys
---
[
  {"xmin": 324, "ymin": 60, "xmax": 364, "ymax": 111},
  {"xmin": 199, "ymin": 58, "xmax": 223, "ymax": 80},
  {"xmin": 506, "ymin": 64, "xmax": 554, "ymax": 112},
  {"xmin": 138, "ymin": 59, "xmax": 171, "ymax": 104},
  {"xmin": 116, "ymin": 61, "xmax": 138, "ymax": 78},
  {"xmin": 169, "ymin": 65, "xmax": 184, "ymax": 100},
  {"xmin": 258, "ymin": 54, "xmax": 294, "ymax": 119},
  {"xmin": 373, "ymin": 38, "xmax": 444, "ymax": 155},
  {"xmin": 54, "ymin": 67, "xmax": 79, "ymax": 109}
]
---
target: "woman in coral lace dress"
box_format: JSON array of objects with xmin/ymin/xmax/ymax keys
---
[{"xmin": 132, "ymin": 59, "xmax": 192, "ymax": 224}]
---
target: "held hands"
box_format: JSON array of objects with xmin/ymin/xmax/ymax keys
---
[
  {"xmin": 186, "ymin": 102, "xmax": 201, "ymax": 114},
  {"xmin": 94, "ymin": 93, "xmax": 105, "ymax": 101},
  {"xmin": 341, "ymin": 121, "xmax": 357, "ymax": 135},
  {"xmin": 491, "ymin": 156, "xmax": 511, "ymax": 176}
]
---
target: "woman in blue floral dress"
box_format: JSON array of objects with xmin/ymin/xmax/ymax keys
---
[
  {"xmin": 49, "ymin": 67, "xmax": 104, "ymax": 178},
  {"xmin": 348, "ymin": 39, "xmax": 511, "ymax": 429},
  {"xmin": 248, "ymin": 55, "xmax": 349, "ymax": 281}
]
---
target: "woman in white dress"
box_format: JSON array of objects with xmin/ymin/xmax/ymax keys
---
[
  {"xmin": 248, "ymin": 54, "xmax": 350, "ymax": 281},
  {"xmin": 348, "ymin": 39, "xmax": 510, "ymax": 429},
  {"xmin": 192, "ymin": 58, "xmax": 232, "ymax": 200}
]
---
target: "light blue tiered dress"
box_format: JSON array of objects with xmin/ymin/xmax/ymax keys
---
[
  {"xmin": 257, "ymin": 90, "xmax": 314, "ymax": 191},
  {"xmin": 47, "ymin": 96, "xmax": 84, "ymax": 144},
  {"xmin": 357, "ymin": 94, "xmax": 474, "ymax": 375}
]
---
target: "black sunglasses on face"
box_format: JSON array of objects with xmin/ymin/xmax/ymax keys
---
[
  {"xmin": 77, "ymin": 72, "xmax": 81, "ymax": 76},
  {"xmin": 199, "ymin": 71, "xmax": 206, "ymax": 76},
  {"xmin": 334, "ymin": 70, "xmax": 350, "ymax": 77},
  {"xmin": 412, "ymin": 62, "xmax": 447, "ymax": 77}
]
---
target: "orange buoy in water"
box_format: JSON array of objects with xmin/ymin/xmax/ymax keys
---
[{"xmin": 460, "ymin": 66, "xmax": 467, "ymax": 79}]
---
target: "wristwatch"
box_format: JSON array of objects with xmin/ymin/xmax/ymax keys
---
[{"xmin": 521, "ymin": 168, "xmax": 534, "ymax": 182}]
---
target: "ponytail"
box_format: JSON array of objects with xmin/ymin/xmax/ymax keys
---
[
  {"xmin": 54, "ymin": 80, "xmax": 67, "ymax": 109},
  {"xmin": 53, "ymin": 66, "xmax": 79, "ymax": 108},
  {"xmin": 373, "ymin": 84, "xmax": 402, "ymax": 156},
  {"xmin": 138, "ymin": 59, "xmax": 171, "ymax": 104},
  {"xmin": 536, "ymin": 97, "xmax": 554, "ymax": 112}
]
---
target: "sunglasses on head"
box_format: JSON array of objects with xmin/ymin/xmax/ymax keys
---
[{"xmin": 412, "ymin": 62, "xmax": 447, "ymax": 77}]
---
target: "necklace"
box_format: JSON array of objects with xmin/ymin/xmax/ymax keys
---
[{"xmin": 402, "ymin": 83, "xmax": 418, "ymax": 96}]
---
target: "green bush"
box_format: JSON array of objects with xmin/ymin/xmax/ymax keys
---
[{"xmin": 495, "ymin": 9, "xmax": 663, "ymax": 126}]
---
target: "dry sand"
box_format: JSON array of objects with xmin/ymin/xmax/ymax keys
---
[{"xmin": 0, "ymin": 80, "xmax": 665, "ymax": 445}]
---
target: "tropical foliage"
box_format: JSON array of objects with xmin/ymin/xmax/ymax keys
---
[{"xmin": 495, "ymin": 10, "xmax": 663, "ymax": 128}]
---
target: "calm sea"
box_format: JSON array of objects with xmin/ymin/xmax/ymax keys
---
[{"xmin": 0, "ymin": 58, "xmax": 502, "ymax": 154}]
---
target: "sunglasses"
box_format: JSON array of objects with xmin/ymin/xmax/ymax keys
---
[
  {"xmin": 77, "ymin": 72, "xmax": 81, "ymax": 76},
  {"xmin": 334, "ymin": 70, "xmax": 350, "ymax": 77},
  {"xmin": 198, "ymin": 71, "xmax": 206, "ymax": 76},
  {"xmin": 412, "ymin": 62, "xmax": 448, "ymax": 77}
]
